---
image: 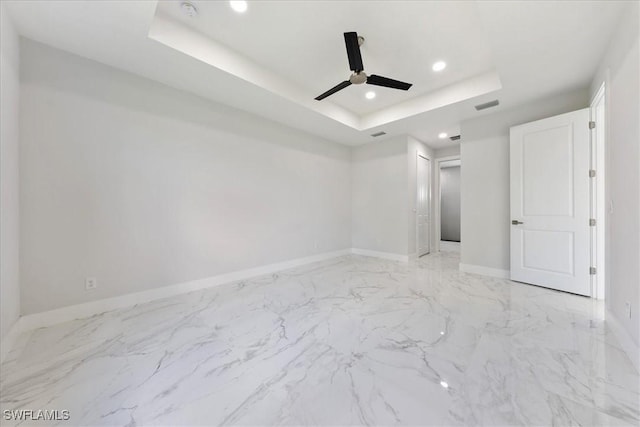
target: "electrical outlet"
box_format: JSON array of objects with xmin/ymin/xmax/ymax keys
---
[
  {"xmin": 85, "ymin": 277, "xmax": 97, "ymax": 291},
  {"xmin": 624, "ymin": 301, "xmax": 632, "ymax": 319}
]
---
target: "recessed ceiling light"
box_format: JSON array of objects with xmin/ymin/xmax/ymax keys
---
[
  {"xmin": 432, "ymin": 61, "xmax": 447, "ymax": 72},
  {"xmin": 365, "ymin": 91, "xmax": 376, "ymax": 100},
  {"xmin": 440, "ymin": 381, "xmax": 449, "ymax": 389},
  {"xmin": 229, "ymin": 0, "xmax": 248, "ymax": 13},
  {"xmin": 438, "ymin": 132, "xmax": 448, "ymax": 139}
]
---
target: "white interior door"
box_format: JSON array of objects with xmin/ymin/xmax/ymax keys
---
[
  {"xmin": 417, "ymin": 155, "xmax": 431, "ymax": 257},
  {"xmin": 510, "ymin": 108, "xmax": 591, "ymax": 296}
]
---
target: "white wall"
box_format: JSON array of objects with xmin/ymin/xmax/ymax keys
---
[
  {"xmin": 460, "ymin": 90, "xmax": 589, "ymax": 272},
  {"xmin": 351, "ymin": 136, "xmax": 409, "ymax": 256},
  {"xmin": 407, "ymin": 136, "xmax": 435, "ymax": 256},
  {"xmin": 20, "ymin": 40, "xmax": 351, "ymax": 315},
  {"xmin": 590, "ymin": 1, "xmax": 639, "ymax": 347},
  {"xmin": 0, "ymin": 6, "xmax": 21, "ymax": 341},
  {"xmin": 351, "ymin": 135, "xmax": 438, "ymax": 258},
  {"xmin": 434, "ymin": 145, "xmax": 460, "ymax": 158}
]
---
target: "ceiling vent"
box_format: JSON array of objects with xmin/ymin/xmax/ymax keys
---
[
  {"xmin": 474, "ymin": 100, "xmax": 500, "ymax": 111},
  {"xmin": 371, "ymin": 131, "xmax": 387, "ymax": 137},
  {"xmin": 449, "ymin": 135, "xmax": 461, "ymax": 141}
]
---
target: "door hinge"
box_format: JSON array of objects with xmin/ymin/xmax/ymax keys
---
[
  {"xmin": 590, "ymin": 267, "xmax": 597, "ymax": 275},
  {"xmin": 589, "ymin": 169, "xmax": 596, "ymax": 178},
  {"xmin": 589, "ymin": 218, "xmax": 597, "ymax": 226},
  {"xmin": 589, "ymin": 121, "xmax": 596, "ymax": 129}
]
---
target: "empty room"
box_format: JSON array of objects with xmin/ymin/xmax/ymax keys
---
[{"xmin": 1, "ymin": 0, "xmax": 639, "ymax": 425}]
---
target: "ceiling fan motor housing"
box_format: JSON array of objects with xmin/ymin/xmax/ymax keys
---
[{"xmin": 350, "ymin": 72, "xmax": 367, "ymax": 85}]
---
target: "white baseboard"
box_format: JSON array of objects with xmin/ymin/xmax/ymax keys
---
[
  {"xmin": 351, "ymin": 248, "xmax": 409, "ymax": 263},
  {"xmin": 9, "ymin": 249, "xmax": 352, "ymax": 350},
  {"xmin": 0, "ymin": 318, "xmax": 24, "ymax": 364},
  {"xmin": 459, "ymin": 263, "xmax": 510, "ymax": 279},
  {"xmin": 439, "ymin": 241, "xmax": 460, "ymax": 252},
  {"xmin": 606, "ymin": 308, "xmax": 640, "ymax": 373}
]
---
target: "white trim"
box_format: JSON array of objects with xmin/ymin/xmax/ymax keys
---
[
  {"xmin": 439, "ymin": 241, "xmax": 460, "ymax": 252},
  {"xmin": 416, "ymin": 152, "xmax": 432, "ymax": 257},
  {"xmin": 606, "ymin": 308, "xmax": 640, "ymax": 373},
  {"xmin": 440, "ymin": 159, "xmax": 460, "ymax": 168},
  {"xmin": 0, "ymin": 319, "xmax": 24, "ymax": 363},
  {"xmin": 351, "ymin": 248, "xmax": 409, "ymax": 263},
  {"xmin": 459, "ymin": 263, "xmax": 510, "ymax": 279},
  {"xmin": 590, "ymin": 82, "xmax": 607, "ymax": 300},
  {"xmin": 7, "ymin": 249, "xmax": 352, "ymax": 346},
  {"xmin": 434, "ymin": 155, "xmax": 461, "ymax": 253}
]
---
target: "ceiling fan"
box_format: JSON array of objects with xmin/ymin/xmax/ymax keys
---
[{"xmin": 315, "ymin": 32, "xmax": 413, "ymax": 101}]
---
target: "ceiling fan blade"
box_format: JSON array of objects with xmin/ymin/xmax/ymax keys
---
[
  {"xmin": 315, "ymin": 80, "xmax": 352, "ymax": 101},
  {"xmin": 367, "ymin": 74, "xmax": 412, "ymax": 91},
  {"xmin": 343, "ymin": 32, "xmax": 364, "ymax": 72}
]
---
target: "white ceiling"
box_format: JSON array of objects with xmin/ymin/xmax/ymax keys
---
[
  {"xmin": 4, "ymin": 0, "xmax": 628, "ymax": 149},
  {"xmin": 156, "ymin": 0, "xmax": 496, "ymax": 115}
]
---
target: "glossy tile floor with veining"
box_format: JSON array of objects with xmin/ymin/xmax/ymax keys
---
[{"xmin": 1, "ymin": 252, "xmax": 638, "ymax": 426}]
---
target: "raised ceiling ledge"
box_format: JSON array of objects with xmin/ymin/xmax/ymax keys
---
[
  {"xmin": 361, "ymin": 71, "xmax": 502, "ymax": 129},
  {"xmin": 149, "ymin": 10, "xmax": 502, "ymax": 133}
]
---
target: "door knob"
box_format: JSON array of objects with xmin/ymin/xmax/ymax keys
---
[{"xmin": 511, "ymin": 220, "xmax": 524, "ymax": 225}]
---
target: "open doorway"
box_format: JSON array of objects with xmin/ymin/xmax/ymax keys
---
[{"xmin": 436, "ymin": 157, "xmax": 461, "ymax": 252}]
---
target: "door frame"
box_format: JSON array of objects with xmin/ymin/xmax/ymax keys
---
[
  {"xmin": 590, "ymin": 82, "xmax": 607, "ymax": 300},
  {"xmin": 416, "ymin": 153, "xmax": 432, "ymax": 257},
  {"xmin": 434, "ymin": 155, "xmax": 461, "ymax": 253}
]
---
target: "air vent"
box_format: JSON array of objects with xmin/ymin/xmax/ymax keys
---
[
  {"xmin": 371, "ymin": 131, "xmax": 386, "ymax": 137},
  {"xmin": 449, "ymin": 135, "xmax": 461, "ymax": 141},
  {"xmin": 475, "ymin": 100, "xmax": 500, "ymax": 111}
]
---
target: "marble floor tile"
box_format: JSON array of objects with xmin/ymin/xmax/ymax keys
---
[{"xmin": 1, "ymin": 252, "xmax": 638, "ymax": 426}]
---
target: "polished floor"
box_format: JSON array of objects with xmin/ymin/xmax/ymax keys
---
[{"xmin": 1, "ymin": 252, "xmax": 638, "ymax": 426}]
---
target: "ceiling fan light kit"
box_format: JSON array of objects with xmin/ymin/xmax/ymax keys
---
[{"xmin": 315, "ymin": 32, "xmax": 413, "ymax": 101}]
